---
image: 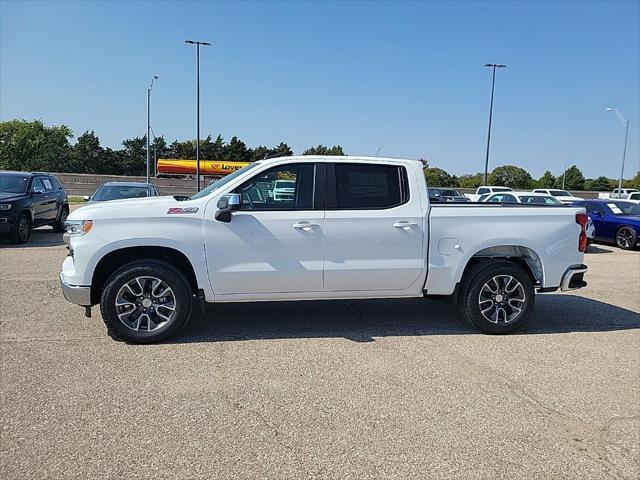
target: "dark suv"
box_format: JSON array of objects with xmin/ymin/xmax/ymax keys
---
[{"xmin": 0, "ymin": 171, "xmax": 69, "ymax": 244}]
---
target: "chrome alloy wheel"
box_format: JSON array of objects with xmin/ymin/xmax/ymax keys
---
[
  {"xmin": 616, "ymin": 228, "xmax": 634, "ymax": 249},
  {"xmin": 115, "ymin": 276, "xmax": 176, "ymax": 332},
  {"xmin": 478, "ymin": 275, "xmax": 526, "ymax": 324}
]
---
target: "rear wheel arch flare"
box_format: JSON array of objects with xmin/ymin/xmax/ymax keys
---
[{"xmin": 461, "ymin": 245, "xmax": 544, "ymax": 286}]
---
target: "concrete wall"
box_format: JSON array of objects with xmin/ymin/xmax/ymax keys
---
[{"xmin": 54, "ymin": 172, "xmax": 207, "ymax": 196}]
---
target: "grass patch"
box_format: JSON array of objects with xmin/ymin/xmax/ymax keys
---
[{"xmin": 68, "ymin": 195, "xmax": 87, "ymax": 204}]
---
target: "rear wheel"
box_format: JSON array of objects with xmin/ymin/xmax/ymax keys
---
[
  {"xmin": 615, "ymin": 226, "xmax": 637, "ymax": 250},
  {"xmin": 9, "ymin": 213, "xmax": 31, "ymax": 244},
  {"xmin": 52, "ymin": 206, "xmax": 68, "ymax": 233},
  {"xmin": 459, "ymin": 260, "xmax": 535, "ymax": 334},
  {"xmin": 100, "ymin": 260, "xmax": 193, "ymax": 343}
]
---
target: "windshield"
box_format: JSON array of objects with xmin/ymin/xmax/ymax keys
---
[
  {"xmin": 191, "ymin": 162, "xmax": 261, "ymax": 200},
  {"xmin": 440, "ymin": 189, "xmax": 461, "ymax": 197},
  {"xmin": 0, "ymin": 174, "xmax": 29, "ymax": 193},
  {"xmin": 549, "ymin": 190, "xmax": 572, "ymax": 197},
  {"xmin": 493, "ymin": 187, "xmax": 512, "ymax": 192},
  {"xmin": 478, "ymin": 193, "xmax": 490, "ymax": 202},
  {"xmin": 93, "ymin": 185, "xmax": 149, "ymax": 201},
  {"xmin": 607, "ymin": 201, "xmax": 640, "ymax": 216}
]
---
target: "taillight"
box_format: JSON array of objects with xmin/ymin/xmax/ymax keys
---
[{"xmin": 576, "ymin": 213, "xmax": 588, "ymax": 252}]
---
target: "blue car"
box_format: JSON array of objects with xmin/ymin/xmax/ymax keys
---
[{"xmin": 573, "ymin": 199, "xmax": 640, "ymax": 250}]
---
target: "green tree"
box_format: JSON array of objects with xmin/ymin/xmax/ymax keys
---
[
  {"xmin": 303, "ymin": 144, "xmax": 345, "ymax": 156},
  {"xmin": 537, "ymin": 170, "xmax": 556, "ymax": 188},
  {"xmin": 70, "ymin": 131, "xmax": 104, "ymax": 173},
  {"xmin": 0, "ymin": 119, "xmax": 73, "ymax": 172},
  {"xmin": 584, "ymin": 176, "xmax": 614, "ymax": 191},
  {"xmin": 424, "ymin": 167, "xmax": 456, "ymax": 187},
  {"xmin": 488, "ymin": 165, "xmax": 533, "ymax": 189},
  {"xmin": 223, "ymin": 136, "xmax": 249, "ymax": 161},
  {"xmin": 457, "ymin": 173, "xmax": 484, "ymax": 188},
  {"xmin": 116, "ymin": 136, "xmax": 147, "ymax": 175},
  {"xmin": 624, "ymin": 171, "xmax": 640, "ymax": 189},
  {"xmin": 556, "ymin": 165, "xmax": 585, "ymax": 190}
]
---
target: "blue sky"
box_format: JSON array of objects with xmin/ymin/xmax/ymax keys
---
[{"xmin": 1, "ymin": 0, "xmax": 638, "ymax": 179}]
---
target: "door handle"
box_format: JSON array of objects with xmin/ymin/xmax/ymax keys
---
[
  {"xmin": 393, "ymin": 221, "xmax": 418, "ymax": 230},
  {"xmin": 292, "ymin": 222, "xmax": 319, "ymax": 231}
]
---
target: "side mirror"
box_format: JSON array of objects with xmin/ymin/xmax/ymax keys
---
[
  {"xmin": 83, "ymin": 195, "xmax": 91, "ymax": 201},
  {"xmin": 591, "ymin": 210, "xmax": 602, "ymax": 218},
  {"xmin": 32, "ymin": 186, "xmax": 45, "ymax": 194},
  {"xmin": 215, "ymin": 193, "xmax": 241, "ymax": 222}
]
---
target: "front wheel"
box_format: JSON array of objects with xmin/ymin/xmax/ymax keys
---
[
  {"xmin": 100, "ymin": 260, "xmax": 193, "ymax": 343},
  {"xmin": 458, "ymin": 260, "xmax": 535, "ymax": 334},
  {"xmin": 615, "ymin": 226, "xmax": 637, "ymax": 250},
  {"xmin": 9, "ymin": 213, "xmax": 31, "ymax": 244}
]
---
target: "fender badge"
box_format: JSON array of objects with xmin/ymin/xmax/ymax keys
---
[{"xmin": 167, "ymin": 207, "xmax": 199, "ymax": 214}]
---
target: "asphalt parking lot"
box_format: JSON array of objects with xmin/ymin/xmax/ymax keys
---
[{"xmin": 1, "ymin": 222, "xmax": 639, "ymax": 479}]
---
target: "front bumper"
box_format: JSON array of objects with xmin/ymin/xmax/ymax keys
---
[
  {"xmin": 0, "ymin": 215, "xmax": 16, "ymax": 235},
  {"xmin": 59, "ymin": 272, "xmax": 91, "ymax": 306},
  {"xmin": 560, "ymin": 265, "xmax": 588, "ymax": 291}
]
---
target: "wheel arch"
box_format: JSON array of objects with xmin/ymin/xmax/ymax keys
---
[
  {"xmin": 90, "ymin": 246, "xmax": 199, "ymax": 305},
  {"xmin": 460, "ymin": 244, "xmax": 544, "ymax": 288}
]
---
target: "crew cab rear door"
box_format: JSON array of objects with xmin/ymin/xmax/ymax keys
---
[{"xmin": 323, "ymin": 162, "xmax": 425, "ymax": 291}]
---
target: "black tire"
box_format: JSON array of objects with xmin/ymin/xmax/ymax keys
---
[
  {"xmin": 52, "ymin": 206, "xmax": 69, "ymax": 233},
  {"xmin": 99, "ymin": 259, "xmax": 193, "ymax": 343},
  {"xmin": 458, "ymin": 260, "xmax": 535, "ymax": 334},
  {"xmin": 9, "ymin": 213, "xmax": 31, "ymax": 244},
  {"xmin": 615, "ymin": 226, "xmax": 637, "ymax": 250}
]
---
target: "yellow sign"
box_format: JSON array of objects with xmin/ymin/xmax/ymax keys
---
[{"xmin": 157, "ymin": 159, "xmax": 250, "ymax": 176}]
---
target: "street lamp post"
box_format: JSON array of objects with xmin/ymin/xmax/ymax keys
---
[
  {"xmin": 146, "ymin": 75, "xmax": 158, "ymax": 184},
  {"xmin": 483, "ymin": 63, "xmax": 506, "ymax": 185},
  {"xmin": 605, "ymin": 107, "xmax": 630, "ymax": 197},
  {"xmin": 185, "ymin": 40, "xmax": 212, "ymax": 192}
]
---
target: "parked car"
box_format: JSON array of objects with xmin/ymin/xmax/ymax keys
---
[
  {"xmin": 465, "ymin": 186, "xmax": 513, "ymax": 202},
  {"xmin": 272, "ymin": 179, "xmax": 295, "ymax": 201},
  {"xmin": 573, "ymin": 199, "xmax": 640, "ymax": 250},
  {"xmin": 531, "ymin": 189, "xmax": 583, "ymax": 205},
  {"xmin": 627, "ymin": 192, "xmax": 640, "ymax": 204},
  {"xmin": 84, "ymin": 182, "xmax": 159, "ymax": 204},
  {"xmin": 60, "ymin": 156, "xmax": 589, "ymax": 343},
  {"xmin": 428, "ymin": 188, "xmax": 470, "ymax": 203},
  {"xmin": 609, "ymin": 188, "xmax": 639, "ymax": 199},
  {"xmin": 479, "ymin": 191, "xmax": 563, "ymax": 205},
  {"xmin": 0, "ymin": 171, "xmax": 69, "ymax": 243},
  {"xmin": 586, "ymin": 217, "xmax": 595, "ymax": 245}
]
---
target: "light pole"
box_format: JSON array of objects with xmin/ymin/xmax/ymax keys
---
[
  {"xmin": 483, "ymin": 63, "xmax": 506, "ymax": 185},
  {"xmin": 605, "ymin": 107, "xmax": 630, "ymax": 196},
  {"xmin": 185, "ymin": 40, "xmax": 212, "ymax": 192},
  {"xmin": 146, "ymin": 75, "xmax": 158, "ymax": 183}
]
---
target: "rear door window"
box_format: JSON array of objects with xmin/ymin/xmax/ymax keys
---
[
  {"xmin": 330, "ymin": 163, "xmax": 407, "ymax": 210},
  {"xmin": 42, "ymin": 177, "xmax": 55, "ymax": 191}
]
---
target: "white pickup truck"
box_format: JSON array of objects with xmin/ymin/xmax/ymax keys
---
[{"xmin": 60, "ymin": 156, "xmax": 589, "ymax": 343}]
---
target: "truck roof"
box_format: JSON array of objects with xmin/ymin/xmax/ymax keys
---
[{"xmin": 258, "ymin": 155, "xmax": 424, "ymax": 166}]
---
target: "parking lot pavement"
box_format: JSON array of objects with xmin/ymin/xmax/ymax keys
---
[{"xmin": 1, "ymin": 227, "xmax": 639, "ymax": 480}]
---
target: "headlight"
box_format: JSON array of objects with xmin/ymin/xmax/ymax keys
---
[
  {"xmin": 0, "ymin": 204, "xmax": 11, "ymax": 210},
  {"xmin": 64, "ymin": 220, "xmax": 93, "ymax": 236}
]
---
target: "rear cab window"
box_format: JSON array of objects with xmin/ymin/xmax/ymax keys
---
[{"xmin": 328, "ymin": 163, "xmax": 409, "ymax": 210}]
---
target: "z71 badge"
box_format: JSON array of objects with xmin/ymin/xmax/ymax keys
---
[{"xmin": 167, "ymin": 207, "xmax": 199, "ymax": 214}]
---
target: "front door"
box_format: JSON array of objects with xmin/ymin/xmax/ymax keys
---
[
  {"xmin": 323, "ymin": 162, "xmax": 425, "ymax": 292},
  {"xmin": 206, "ymin": 162, "xmax": 324, "ymax": 295}
]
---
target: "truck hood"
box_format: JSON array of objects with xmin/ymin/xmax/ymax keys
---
[{"xmin": 68, "ymin": 195, "xmax": 201, "ymax": 220}]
